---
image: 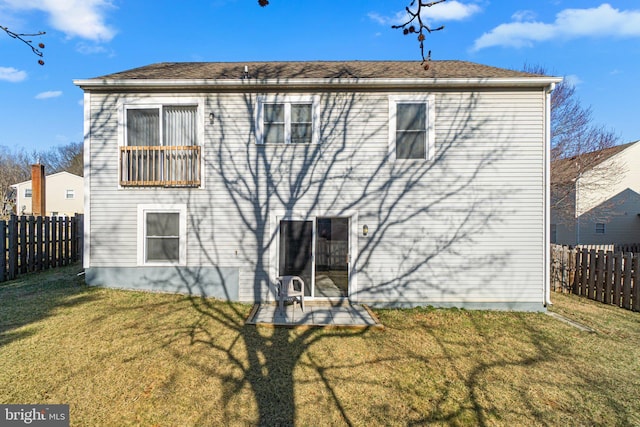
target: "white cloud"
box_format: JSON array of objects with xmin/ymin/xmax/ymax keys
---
[
  {"xmin": 563, "ymin": 74, "xmax": 582, "ymax": 87},
  {"xmin": 421, "ymin": 0, "xmax": 481, "ymax": 21},
  {"xmin": 473, "ymin": 4, "xmax": 640, "ymax": 50},
  {"xmin": 511, "ymin": 10, "xmax": 537, "ymax": 22},
  {"xmin": 75, "ymin": 42, "xmax": 107, "ymax": 55},
  {"xmin": 0, "ymin": 0, "xmax": 116, "ymax": 42},
  {"xmin": 35, "ymin": 90, "xmax": 62, "ymax": 99},
  {"xmin": 0, "ymin": 66, "xmax": 27, "ymax": 82},
  {"xmin": 369, "ymin": 1, "xmax": 481, "ymax": 26}
]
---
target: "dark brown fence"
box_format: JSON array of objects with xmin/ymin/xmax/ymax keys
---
[
  {"xmin": 551, "ymin": 244, "xmax": 640, "ymax": 312},
  {"xmin": 0, "ymin": 214, "xmax": 83, "ymax": 282}
]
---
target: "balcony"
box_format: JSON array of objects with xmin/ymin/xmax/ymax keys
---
[{"xmin": 120, "ymin": 145, "xmax": 201, "ymax": 187}]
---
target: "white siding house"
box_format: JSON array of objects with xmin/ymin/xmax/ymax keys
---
[
  {"xmin": 74, "ymin": 61, "xmax": 560, "ymax": 311},
  {"xmin": 551, "ymin": 141, "xmax": 640, "ymax": 245},
  {"xmin": 11, "ymin": 171, "xmax": 84, "ymax": 217}
]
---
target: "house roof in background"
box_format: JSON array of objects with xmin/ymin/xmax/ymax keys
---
[
  {"xmin": 10, "ymin": 171, "xmax": 83, "ymax": 188},
  {"xmin": 551, "ymin": 141, "xmax": 639, "ymax": 184}
]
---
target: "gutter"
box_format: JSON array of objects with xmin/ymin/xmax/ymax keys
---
[
  {"xmin": 73, "ymin": 76, "xmax": 563, "ymax": 91},
  {"xmin": 544, "ymin": 82, "xmax": 557, "ymax": 307}
]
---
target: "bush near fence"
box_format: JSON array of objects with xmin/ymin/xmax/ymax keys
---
[
  {"xmin": 1, "ymin": 214, "xmax": 83, "ymax": 282},
  {"xmin": 551, "ymin": 244, "xmax": 640, "ymax": 312}
]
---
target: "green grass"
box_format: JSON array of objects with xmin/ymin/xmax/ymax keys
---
[{"xmin": 1, "ymin": 266, "xmax": 639, "ymax": 426}]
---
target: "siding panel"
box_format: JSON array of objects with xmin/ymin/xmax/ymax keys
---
[{"xmin": 87, "ymin": 89, "xmax": 546, "ymax": 308}]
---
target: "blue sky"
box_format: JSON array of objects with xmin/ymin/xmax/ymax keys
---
[{"xmin": 1, "ymin": 0, "xmax": 639, "ymax": 152}]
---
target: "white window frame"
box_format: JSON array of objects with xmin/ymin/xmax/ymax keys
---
[
  {"xmin": 137, "ymin": 204, "xmax": 187, "ymax": 266},
  {"xmin": 255, "ymin": 95, "xmax": 320, "ymax": 145},
  {"xmin": 123, "ymin": 104, "xmax": 200, "ymax": 147},
  {"xmin": 117, "ymin": 96, "xmax": 205, "ymax": 189},
  {"xmin": 65, "ymin": 189, "xmax": 75, "ymax": 199},
  {"xmin": 388, "ymin": 94, "xmax": 435, "ymax": 161},
  {"xmin": 24, "ymin": 188, "xmax": 32, "ymax": 198}
]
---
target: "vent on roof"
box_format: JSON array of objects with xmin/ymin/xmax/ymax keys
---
[{"xmin": 242, "ymin": 65, "xmax": 250, "ymax": 79}]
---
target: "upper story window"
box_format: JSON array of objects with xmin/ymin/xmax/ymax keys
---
[
  {"xmin": 389, "ymin": 95, "xmax": 435, "ymax": 160},
  {"xmin": 120, "ymin": 100, "xmax": 202, "ymax": 188},
  {"xmin": 24, "ymin": 188, "xmax": 32, "ymax": 198},
  {"xmin": 65, "ymin": 189, "xmax": 75, "ymax": 199},
  {"xmin": 256, "ymin": 96, "xmax": 319, "ymax": 145},
  {"xmin": 595, "ymin": 223, "xmax": 605, "ymax": 234}
]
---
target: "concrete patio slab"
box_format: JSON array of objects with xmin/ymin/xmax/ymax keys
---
[{"xmin": 246, "ymin": 302, "xmax": 384, "ymax": 329}]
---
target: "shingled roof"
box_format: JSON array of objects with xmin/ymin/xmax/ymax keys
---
[
  {"xmin": 92, "ymin": 60, "xmax": 543, "ymax": 81},
  {"xmin": 551, "ymin": 141, "xmax": 638, "ymax": 184}
]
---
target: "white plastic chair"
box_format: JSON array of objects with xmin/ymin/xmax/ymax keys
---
[{"xmin": 276, "ymin": 275, "xmax": 305, "ymax": 314}]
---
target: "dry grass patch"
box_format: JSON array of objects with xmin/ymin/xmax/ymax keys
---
[{"xmin": 1, "ymin": 268, "xmax": 639, "ymax": 425}]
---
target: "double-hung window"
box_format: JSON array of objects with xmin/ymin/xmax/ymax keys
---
[
  {"xmin": 122, "ymin": 102, "xmax": 201, "ymax": 187},
  {"xmin": 65, "ymin": 189, "xmax": 75, "ymax": 199},
  {"xmin": 137, "ymin": 204, "xmax": 187, "ymax": 265},
  {"xmin": 389, "ymin": 95, "xmax": 435, "ymax": 160},
  {"xmin": 257, "ymin": 96, "xmax": 318, "ymax": 144}
]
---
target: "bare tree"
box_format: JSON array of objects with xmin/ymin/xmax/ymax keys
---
[
  {"xmin": 524, "ymin": 65, "xmax": 621, "ymax": 224},
  {"xmin": 0, "ymin": 142, "xmax": 84, "ymax": 217},
  {"xmin": 1, "ymin": 25, "xmax": 46, "ymax": 65},
  {"xmin": 258, "ymin": 1, "xmax": 447, "ymax": 65}
]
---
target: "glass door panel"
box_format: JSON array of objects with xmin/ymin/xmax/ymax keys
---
[
  {"xmin": 279, "ymin": 220, "xmax": 313, "ymax": 296},
  {"xmin": 315, "ymin": 217, "xmax": 349, "ymax": 297}
]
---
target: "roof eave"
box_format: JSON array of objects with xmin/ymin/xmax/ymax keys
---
[{"xmin": 73, "ymin": 77, "xmax": 563, "ymax": 91}]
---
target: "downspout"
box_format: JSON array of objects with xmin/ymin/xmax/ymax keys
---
[{"xmin": 544, "ymin": 83, "xmax": 556, "ymax": 307}]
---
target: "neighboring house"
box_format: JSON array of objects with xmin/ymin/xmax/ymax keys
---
[
  {"xmin": 11, "ymin": 171, "xmax": 84, "ymax": 217},
  {"xmin": 74, "ymin": 60, "xmax": 560, "ymax": 311},
  {"xmin": 551, "ymin": 141, "xmax": 640, "ymax": 246}
]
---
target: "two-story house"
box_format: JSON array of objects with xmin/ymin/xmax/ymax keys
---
[
  {"xmin": 74, "ymin": 61, "xmax": 560, "ymax": 311},
  {"xmin": 11, "ymin": 171, "xmax": 84, "ymax": 217},
  {"xmin": 551, "ymin": 140, "xmax": 640, "ymax": 245}
]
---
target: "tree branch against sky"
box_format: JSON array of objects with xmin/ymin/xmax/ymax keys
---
[
  {"xmin": 259, "ymin": 0, "xmax": 448, "ymax": 65},
  {"xmin": 0, "ymin": 25, "xmax": 46, "ymax": 65}
]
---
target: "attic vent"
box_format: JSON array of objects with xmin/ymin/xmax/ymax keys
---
[{"xmin": 242, "ymin": 65, "xmax": 250, "ymax": 79}]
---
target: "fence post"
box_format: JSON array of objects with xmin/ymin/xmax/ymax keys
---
[
  {"xmin": 35, "ymin": 216, "xmax": 43, "ymax": 272},
  {"xmin": 19, "ymin": 216, "xmax": 27, "ymax": 274},
  {"xmin": 28, "ymin": 216, "xmax": 36, "ymax": 272},
  {"xmin": 57, "ymin": 217, "xmax": 64, "ymax": 267},
  {"xmin": 632, "ymin": 255, "xmax": 640, "ymax": 312},
  {"xmin": 595, "ymin": 250, "xmax": 604, "ymax": 302},
  {"xmin": 44, "ymin": 216, "xmax": 50, "ymax": 270},
  {"xmin": 604, "ymin": 251, "xmax": 613, "ymax": 304},
  {"xmin": 613, "ymin": 252, "xmax": 622, "ymax": 306},
  {"xmin": 580, "ymin": 249, "xmax": 589, "ymax": 296},
  {"xmin": 8, "ymin": 215, "xmax": 18, "ymax": 280},
  {"xmin": 0, "ymin": 220, "xmax": 5, "ymax": 283},
  {"xmin": 623, "ymin": 252, "xmax": 633, "ymax": 310},
  {"xmin": 587, "ymin": 249, "xmax": 597, "ymax": 299},
  {"xmin": 572, "ymin": 249, "xmax": 580, "ymax": 294}
]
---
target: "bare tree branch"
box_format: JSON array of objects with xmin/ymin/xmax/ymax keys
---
[
  {"xmin": 257, "ymin": 1, "xmax": 447, "ymax": 66},
  {"xmin": 391, "ymin": 0, "xmax": 447, "ymax": 67},
  {"xmin": 1, "ymin": 25, "xmax": 46, "ymax": 65}
]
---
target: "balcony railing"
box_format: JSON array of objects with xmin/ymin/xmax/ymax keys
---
[{"xmin": 120, "ymin": 145, "xmax": 201, "ymax": 187}]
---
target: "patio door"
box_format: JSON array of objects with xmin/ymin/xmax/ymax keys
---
[
  {"xmin": 279, "ymin": 217, "xmax": 350, "ymax": 298},
  {"xmin": 279, "ymin": 220, "xmax": 313, "ymax": 296}
]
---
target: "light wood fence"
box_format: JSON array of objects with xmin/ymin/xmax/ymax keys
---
[
  {"xmin": 0, "ymin": 214, "xmax": 83, "ymax": 282},
  {"xmin": 551, "ymin": 244, "xmax": 640, "ymax": 312}
]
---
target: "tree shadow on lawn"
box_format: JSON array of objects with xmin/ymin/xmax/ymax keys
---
[{"xmin": 0, "ymin": 264, "xmax": 99, "ymax": 347}]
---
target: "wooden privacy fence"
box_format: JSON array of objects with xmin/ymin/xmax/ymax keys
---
[
  {"xmin": 0, "ymin": 214, "xmax": 83, "ymax": 282},
  {"xmin": 551, "ymin": 244, "xmax": 640, "ymax": 312}
]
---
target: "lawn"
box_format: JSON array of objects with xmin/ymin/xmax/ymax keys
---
[{"xmin": 1, "ymin": 265, "xmax": 639, "ymax": 426}]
